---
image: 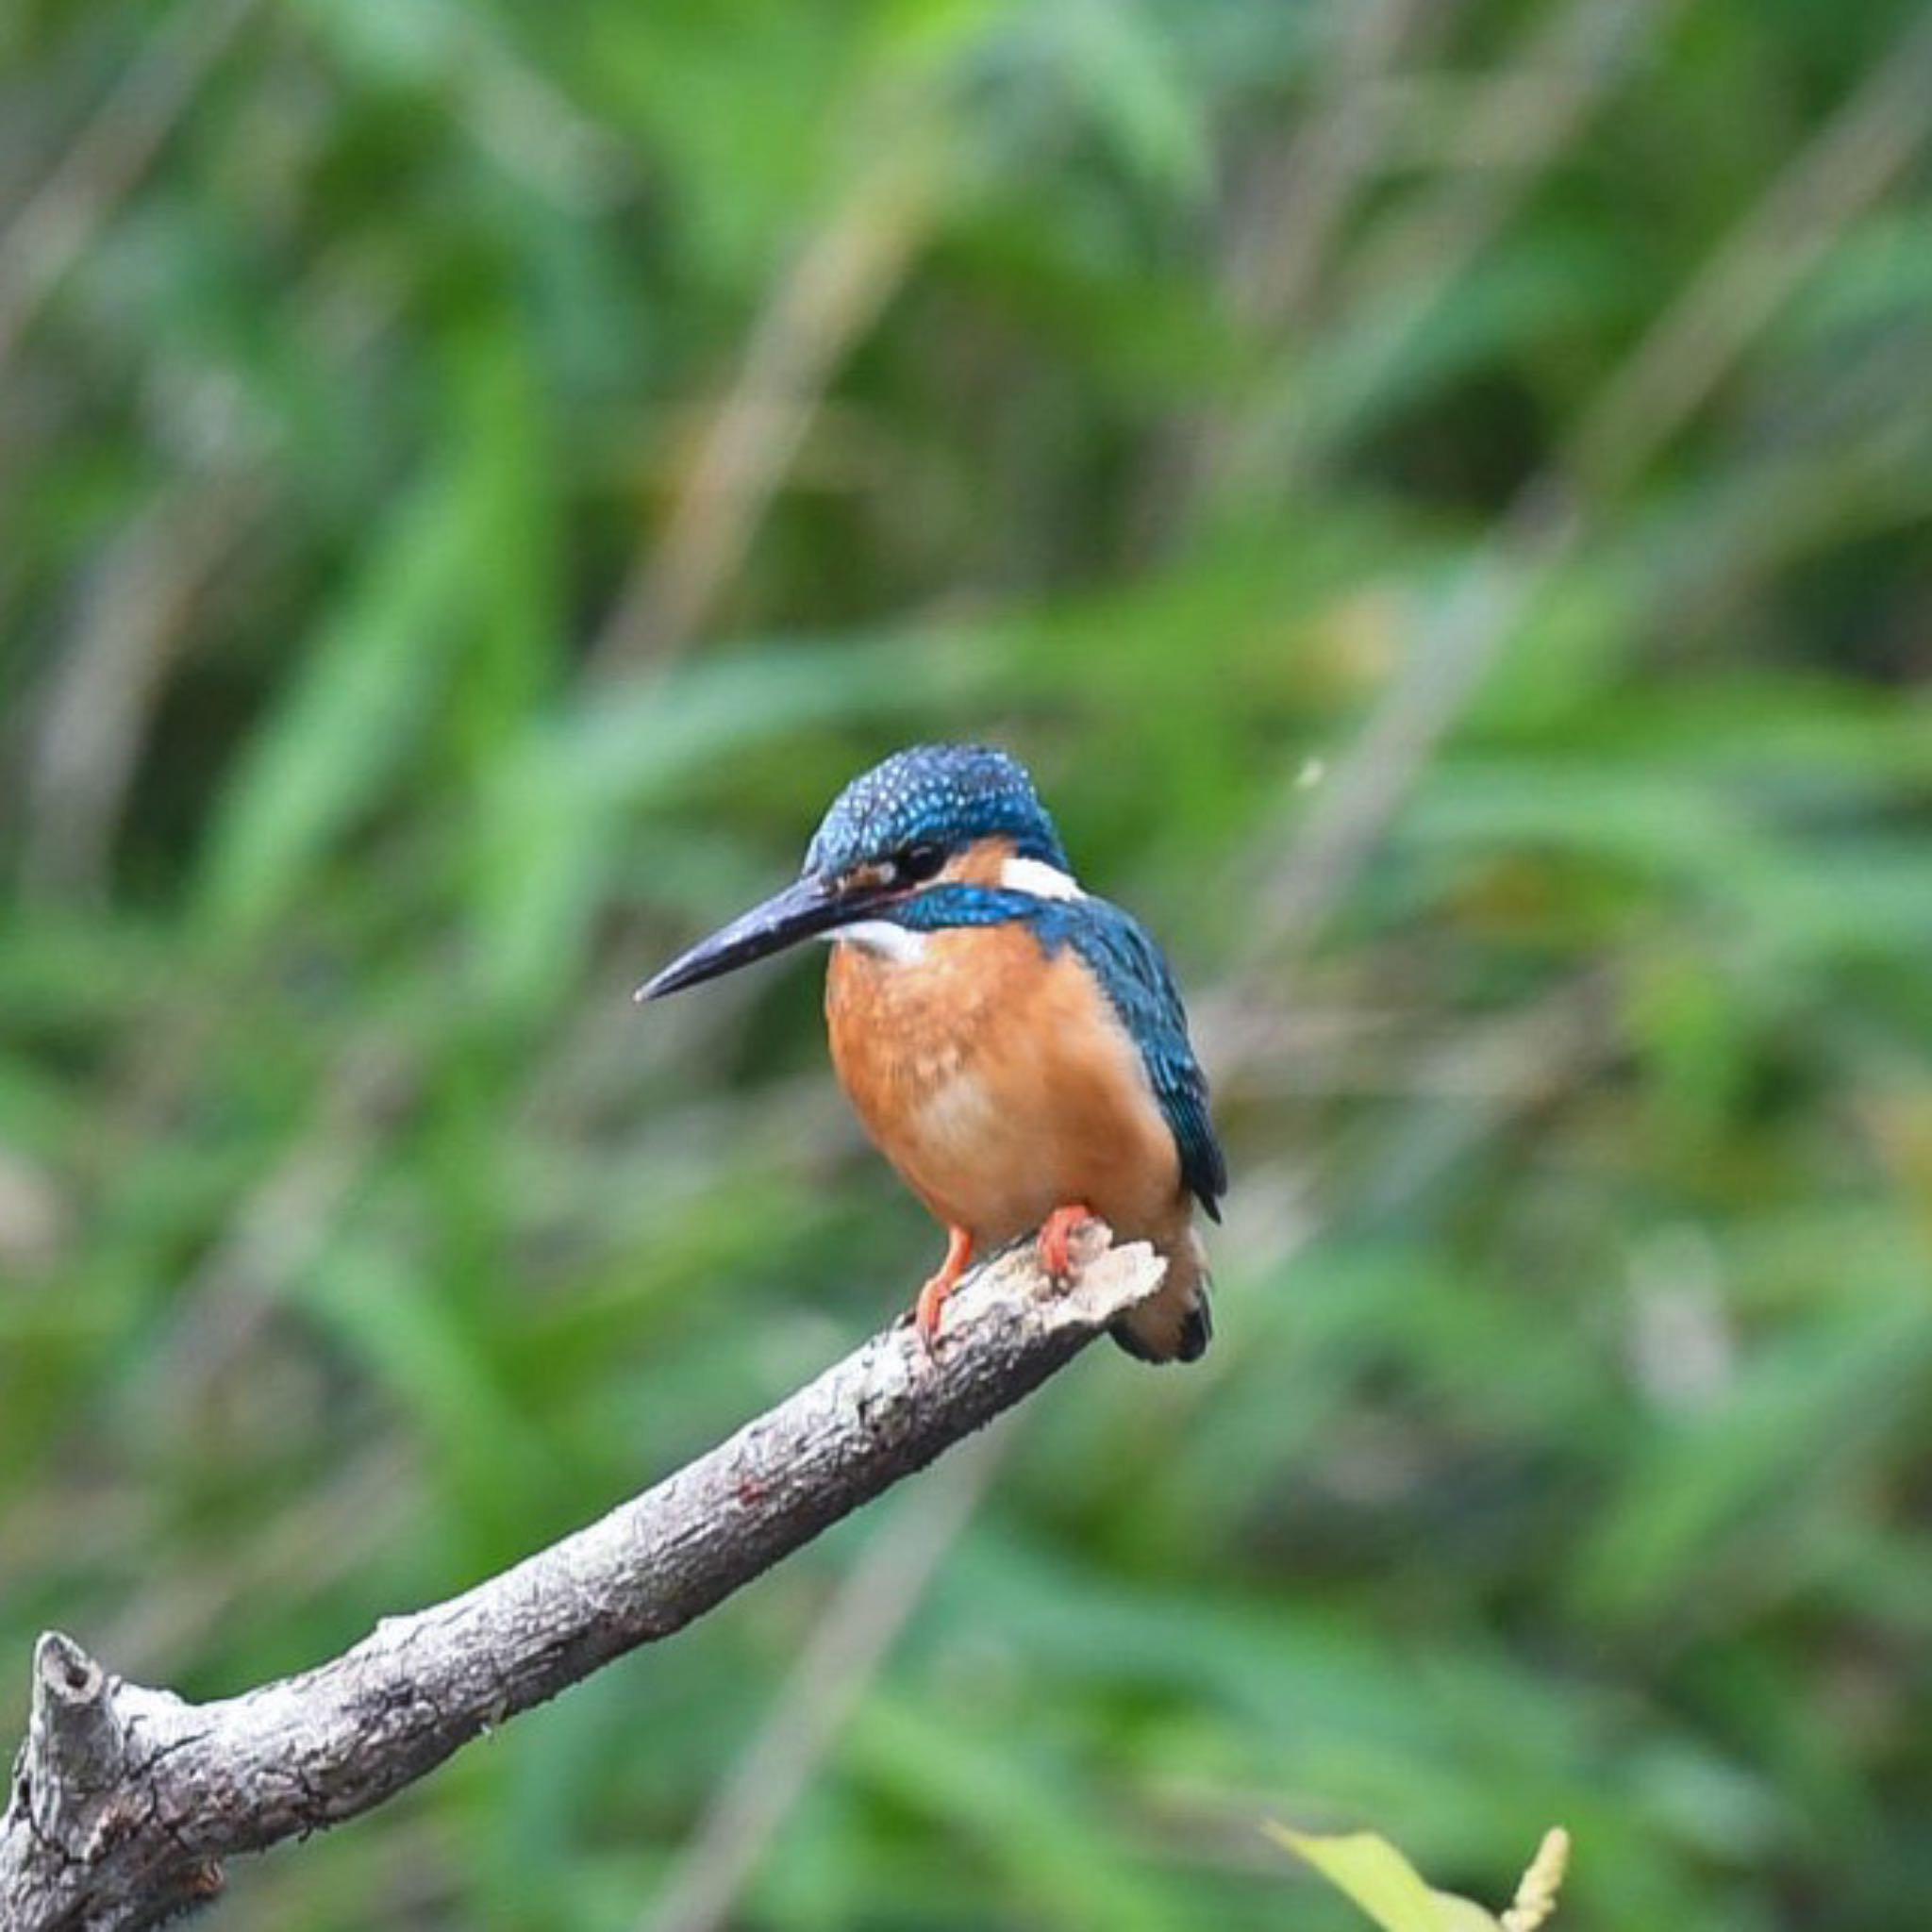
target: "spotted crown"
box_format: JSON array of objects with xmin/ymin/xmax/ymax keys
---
[{"xmin": 805, "ymin": 744, "xmax": 1070, "ymax": 878}]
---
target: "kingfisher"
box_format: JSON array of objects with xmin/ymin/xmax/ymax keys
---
[{"xmin": 637, "ymin": 744, "xmax": 1225, "ymax": 1364}]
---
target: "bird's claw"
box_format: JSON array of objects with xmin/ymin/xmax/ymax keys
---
[
  {"xmin": 909, "ymin": 1225, "xmax": 974, "ymax": 1357},
  {"xmin": 1037, "ymin": 1203, "xmax": 1097, "ymax": 1286},
  {"xmin": 913, "ymin": 1275, "xmax": 949, "ymax": 1354}
]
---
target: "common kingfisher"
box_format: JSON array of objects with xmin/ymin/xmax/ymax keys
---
[{"xmin": 638, "ymin": 744, "xmax": 1225, "ymax": 1363}]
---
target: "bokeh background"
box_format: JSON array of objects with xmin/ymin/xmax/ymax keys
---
[{"xmin": 4, "ymin": 0, "xmax": 1932, "ymax": 1926}]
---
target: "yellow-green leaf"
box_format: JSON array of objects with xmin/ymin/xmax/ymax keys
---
[{"xmin": 1266, "ymin": 1825, "xmax": 1501, "ymax": 1932}]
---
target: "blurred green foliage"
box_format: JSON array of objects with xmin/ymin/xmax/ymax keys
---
[{"xmin": 4, "ymin": 0, "xmax": 1932, "ymax": 1926}]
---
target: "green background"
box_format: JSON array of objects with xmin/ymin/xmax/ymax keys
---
[{"xmin": 4, "ymin": 0, "xmax": 1931, "ymax": 1925}]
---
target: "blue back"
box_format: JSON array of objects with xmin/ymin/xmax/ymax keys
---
[{"xmin": 897, "ymin": 886, "xmax": 1226, "ymax": 1219}]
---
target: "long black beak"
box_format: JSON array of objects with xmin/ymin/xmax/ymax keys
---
[{"xmin": 635, "ymin": 871, "xmax": 895, "ymax": 1000}]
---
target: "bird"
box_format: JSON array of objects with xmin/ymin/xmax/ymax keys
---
[{"xmin": 637, "ymin": 743, "xmax": 1225, "ymax": 1363}]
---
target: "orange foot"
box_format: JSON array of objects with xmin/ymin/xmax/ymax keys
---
[
  {"xmin": 1037, "ymin": 1203, "xmax": 1096, "ymax": 1285},
  {"xmin": 914, "ymin": 1226, "xmax": 974, "ymax": 1352}
]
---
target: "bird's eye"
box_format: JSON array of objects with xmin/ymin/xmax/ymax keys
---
[{"xmin": 895, "ymin": 841, "xmax": 945, "ymax": 884}]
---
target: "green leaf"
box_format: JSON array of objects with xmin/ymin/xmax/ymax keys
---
[
  {"xmin": 197, "ymin": 465, "xmax": 476, "ymax": 936},
  {"xmin": 1267, "ymin": 1825, "xmax": 1500, "ymax": 1932}
]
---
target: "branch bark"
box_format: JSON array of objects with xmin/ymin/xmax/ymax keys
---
[{"xmin": 0, "ymin": 1234, "xmax": 1164, "ymax": 1931}]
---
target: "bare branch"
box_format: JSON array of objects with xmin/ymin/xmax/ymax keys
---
[{"xmin": 0, "ymin": 1236, "xmax": 1165, "ymax": 1931}]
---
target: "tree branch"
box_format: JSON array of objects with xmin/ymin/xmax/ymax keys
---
[{"xmin": 1, "ymin": 1234, "xmax": 1165, "ymax": 1931}]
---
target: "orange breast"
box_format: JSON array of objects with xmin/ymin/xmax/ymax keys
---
[{"xmin": 825, "ymin": 924, "xmax": 1185, "ymax": 1250}]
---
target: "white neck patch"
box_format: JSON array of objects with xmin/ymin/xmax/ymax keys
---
[
  {"xmin": 1001, "ymin": 856, "xmax": 1084, "ymax": 901},
  {"xmin": 825, "ymin": 921, "xmax": 929, "ymax": 964}
]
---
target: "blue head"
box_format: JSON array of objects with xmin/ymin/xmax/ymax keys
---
[
  {"xmin": 638, "ymin": 744, "xmax": 1070, "ymax": 998},
  {"xmin": 805, "ymin": 744, "xmax": 1068, "ymax": 880}
]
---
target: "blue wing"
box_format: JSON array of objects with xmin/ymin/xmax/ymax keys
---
[
  {"xmin": 1058, "ymin": 899, "xmax": 1226, "ymax": 1221},
  {"xmin": 896, "ymin": 885, "xmax": 1227, "ymax": 1217}
]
